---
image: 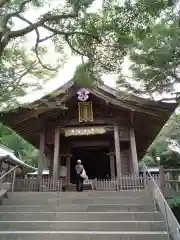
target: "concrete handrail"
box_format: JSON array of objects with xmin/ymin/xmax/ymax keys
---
[
  {"xmin": 142, "ymin": 162, "xmax": 180, "ymax": 240},
  {"xmin": 0, "ymin": 165, "xmax": 18, "ymax": 192},
  {"xmin": 0, "ymin": 165, "xmax": 18, "ymax": 180}
]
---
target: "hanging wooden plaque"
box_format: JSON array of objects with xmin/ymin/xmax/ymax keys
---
[
  {"xmin": 65, "ymin": 127, "xmax": 106, "ymax": 137},
  {"xmin": 78, "ymin": 101, "xmax": 93, "ymax": 122}
]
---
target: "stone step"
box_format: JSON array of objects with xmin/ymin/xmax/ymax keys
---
[
  {"xmin": 0, "ymin": 212, "xmax": 163, "ymax": 221},
  {"xmin": 0, "ymin": 221, "xmax": 166, "ymax": 231},
  {"xmin": 8, "ymin": 191, "xmax": 151, "ymax": 198},
  {"xmin": 0, "ymin": 204, "xmax": 155, "ymax": 212},
  {"xmin": 0, "ymin": 231, "xmax": 169, "ymax": 240},
  {"xmin": 4, "ymin": 197, "xmax": 154, "ymax": 205}
]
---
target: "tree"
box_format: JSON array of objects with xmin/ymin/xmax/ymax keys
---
[
  {"xmin": 143, "ymin": 112, "xmax": 180, "ymax": 167},
  {"xmin": 73, "ymin": 0, "xmax": 178, "ymax": 101},
  {"xmin": 115, "ymin": 1, "xmax": 180, "ymax": 101},
  {"xmin": 129, "ymin": 18, "xmax": 180, "ymax": 101},
  {"xmin": 0, "ymin": 123, "xmax": 38, "ymax": 166},
  {"xmin": 0, "ymin": 0, "xmax": 100, "ymax": 106},
  {"xmin": 0, "ymin": 0, "xmax": 100, "ymax": 57},
  {"xmin": 0, "ymin": 0, "xmax": 178, "ymax": 106}
]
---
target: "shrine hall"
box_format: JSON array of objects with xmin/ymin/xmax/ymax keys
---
[{"xmin": 0, "ymin": 80, "xmax": 177, "ymax": 184}]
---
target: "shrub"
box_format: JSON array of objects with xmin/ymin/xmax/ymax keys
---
[{"xmin": 168, "ymin": 197, "xmax": 180, "ymax": 223}]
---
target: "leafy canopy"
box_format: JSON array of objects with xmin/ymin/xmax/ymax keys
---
[
  {"xmin": 73, "ymin": 0, "xmax": 178, "ymax": 100},
  {"xmin": 0, "ymin": 0, "xmax": 179, "ymax": 106},
  {"xmin": 0, "ymin": 0, "xmax": 100, "ymax": 106},
  {"xmin": 0, "ymin": 123, "xmax": 38, "ymax": 167},
  {"xmin": 143, "ymin": 112, "xmax": 180, "ymax": 168}
]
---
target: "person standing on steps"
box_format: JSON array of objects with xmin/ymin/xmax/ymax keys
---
[{"xmin": 75, "ymin": 159, "xmax": 85, "ymax": 192}]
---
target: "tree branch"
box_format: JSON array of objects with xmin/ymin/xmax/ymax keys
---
[
  {"xmin": 0, "ymin": 32, "xmax": 9, "ymax": 56},
  {"xmin": 43, "ymin": 24, "xmax": 100, "ymax": 57},
  {"xmin": 65, "ymin": 34, "xmax": 85, "ymax": 56},
  {"xmin": 39, "ymin": 33, "xmax": 57, "ymax": 43},
  {"xmin": 9, "ymin": 12, "xmax": 79, "ymax": 39},
  {"xmin": 0, "ymin": 0, "xmax": 34, "ymax": 55},
  {"xmin": 2, "ymin": 63, "xmax": 36, "ymax": 98},
  {"xmin": 1, "ymin": 0, "xmax": 99, "ymax": 57},
  {"xmin": 34, "ymin": 27, "xmax": 57, "ymax": 71},
  {"xmin": 43, "ymin": 24, "xmax": 101, "ymax": 43},
  {"xmin": 17, "ymin": 15, "xmax": 57, "ymax": 71},
  {"xmin": 4, "ymin": 0, "xmax": 32, "ymax": 26},
  {"xmin": 18, "ymin": 0, "xmax": 32, "ymax": 12}
]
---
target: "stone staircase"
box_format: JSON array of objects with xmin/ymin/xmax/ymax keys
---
[
  {"xmin": 64, "ymin": 183, "xmax": 93, "ymax": 192},
  {"xmin": 0, "ymin": 190, "xmax": 169, "ymax": 240}
]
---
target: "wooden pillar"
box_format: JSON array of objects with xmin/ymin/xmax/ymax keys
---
[
  {"xmin": 159, "ymin": 165, "xmax": 165, "ymax": 193},
  {"xmin": 53, "ymin": 126, "xmax": 60, "ymax": 184},
  {"xmin": 130, "ymin": 128, "xmax": 139, "ymax": 175},
  {"xmin": 0, "ymin": 160, "xmax": 2, "ymax": 177},
  {"xmin": 66, "ymin": 154, "xmax": 71, "ymax": 184},
  {"xmin": 107, "ymin": 152, "xmax": 115, "ymax": 179},
  {"xmin": 46, "ymin": 152, "xmax": 51, "ymax": 171},
  {"xmin": 49, "ymin": 158, "xmax": 53, "ymax": 176},
  {"xmin": 7, "ymin": 163, "xmax": 10, "ymax": 172},
  {"xmin": 37, "ymin": 131, "xmax": 45, "ymax": 178},
  {"xmin": 114, "ymin": 125, "xmax": 122, "ymax": 179},
  {"xmin": 44, "ymin": 156, "xmax": 48, "ymax": 170},
  {"xmin": 58, "ymin": 155, "xmax": 61, "ymax": 179}
]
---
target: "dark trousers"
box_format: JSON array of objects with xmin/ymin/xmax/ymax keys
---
[{"xmin": 76, "ymin": 174, "xmax": 84, "ymax": 192}]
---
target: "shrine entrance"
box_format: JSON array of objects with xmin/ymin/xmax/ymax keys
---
[{"xmin": 70, "ymin": 146, "xmax": 110, "ymax": 183}]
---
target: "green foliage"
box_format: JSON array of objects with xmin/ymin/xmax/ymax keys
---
[
  {"xmin": 142, "ymin": 155, "xmax": 160, "ymax": 167},
  {"xmin": 0, "ymin": 44, "xmax": 54, "ymax": 108},
  {"xmin": 73, "ymin": 61, "xmax": 99, "ymax": 86},
  {"xmin": 169, "ymin": 196, "xmax": 180, "ymax": 207},
  {"xmin": 168, "ymin": 196, "xmax": 180, "ymax": 222},
  {"xmin": 143, "ymin": 112, "xmax": 180, "ymax": 182},
  {"xmin": 129, "ymin": 20, "xmax": 180, "ymax": 97},
  {"xmin": 0, "ymin": 0, "xmax": 100, "ymax": 107},
  {"xmin": 144, "ymin": 112, "xmax": 180, "ymax": 168},
  {"xmin": 67, "ymin": 0, "xmax": 94, "ymax": 11},
  {"xmin": 108, "ymin": 0, "xmax": 178, "ymax": 99},
  {"xmin": 0, "ymin": 0, "xmax": 178, "ymax": 106},
  {"xmin": 0, "ymin": 123, "xmax": 38, "ymax": 167},
  {"xmin": 0, "ymin": 0, "xmax": 177, "ymax": 106},
  {"xmin": 71, "ymin": 0, "xmax": 178, "ymax": 98},
  {"xmin": 160, "ymin": 150, "xmax": 180, "ymax": 168}
]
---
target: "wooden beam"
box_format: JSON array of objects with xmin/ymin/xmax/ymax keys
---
[
  {"xmin": 46, "ymin": 117, "xmax": 129, "ymax": 130},
  {"xmin": 13, "ymin": 108, "xmax": 49, "ymax": 125},
  {"xmin": 70, "ymin": 140, "xmax": 110, "ymax": 148},
  {"xmin": 12, "ymin": 89, "xmax": 75, "ymax": 125},
  {"xmin": 89, "ymin": 88, "xmax": 161, "ymax": 117}
]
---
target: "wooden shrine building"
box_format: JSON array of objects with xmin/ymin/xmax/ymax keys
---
[{"xmin": 0, "ymin": 80, "xmax": 177, "ymax": 184}]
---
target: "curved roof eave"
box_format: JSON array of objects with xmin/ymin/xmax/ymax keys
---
[{"xmin": 0, "ymin": 145, "xmax": 37, "ymax": 172}]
